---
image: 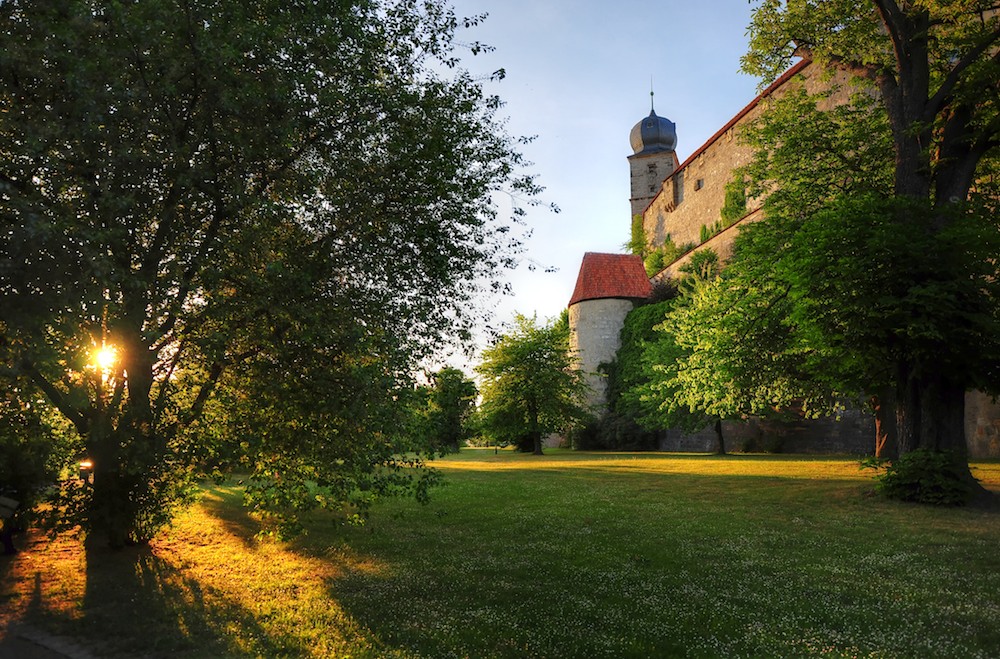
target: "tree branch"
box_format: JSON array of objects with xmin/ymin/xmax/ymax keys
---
[
  {"xmin": 181, "ymin": 343, "xmax": 264, "ymax": 428},
  {"xmin": 872, "ymin": 0, "xmax": 908, "ymax": 67},
  {"xmin": 154, "ymin": 190, "xmax": 227, "ymax": 341},
  {"xmin": 22, "ymin": 360, "xmax": 89, "ymax": 433},
  {"xmin": 924, "ymin": 26, "xmax": 1000, "ymax": 125}
]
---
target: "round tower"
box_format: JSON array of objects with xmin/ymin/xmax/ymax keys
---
[
  {"xmin": 628, "ymin": 93, "xmax": 678, "ymax": 218},
  {"xmin": 568, "ymin": 253, "xmax": 653, "ymax": 413}
]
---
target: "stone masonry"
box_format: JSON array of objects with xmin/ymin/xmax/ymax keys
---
[{"xmin": 569, "ymin": 57, "xmax": 1000, "ymax": 458}]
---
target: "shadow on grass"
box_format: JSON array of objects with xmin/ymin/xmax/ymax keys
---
[
  {"xmin": 0, "ymin": 512, "xmax": 328, "ymax": 657},
  {"xmin": 4, "ymin": 462, "xmax": 996, "ymax": 659},
  {"xmin": 80, "ymin": 541, "xmax": 285, "ymax": 656},
  {"xmin": 0, "ymin": 536, "xmax": 285, "ymax": 657},
  {"xmin": 317, "ymin": 464, "xmax": 1000, "ymax": 658}
]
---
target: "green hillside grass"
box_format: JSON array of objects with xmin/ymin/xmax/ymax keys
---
[{"xmin": 2, "ymin": 449, "xmax": 998, "ymax": 657}]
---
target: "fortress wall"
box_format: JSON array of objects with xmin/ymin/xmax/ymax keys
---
[
  {"xmin": 569, "ymin": 297, "xmax": 636, "ymax": 412},
  {"xmin": 629, "ymin": 151, "xmax": 678, "ymax": 219},
  {"xmin": 659, "ymin": 411, "xmax": 874, "ymax": 455},
  {"xmin": 645, "ymin": 62, "xmax": 853, "ymax": 259},
  {"xmin": 644, "ymin": 125, "xmax": 753, "ymax": 249},
  {"xmin": 653, "ymin": 208, "xmax": 763, "ymax": 282},
  {"xmin": 660, "ymin": 398, "xmax": 1000, "ymax": 459}
]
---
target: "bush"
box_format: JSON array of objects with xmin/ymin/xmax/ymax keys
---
[
  {"xmin": 870, "ymin": 449, "xmax": 976, "ymax": 506},
  {"xmin": 571, "ymin": 414, "xmax": 659, "ymax": 451}
]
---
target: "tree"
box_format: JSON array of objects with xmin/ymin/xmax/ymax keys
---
[
  {"xmin": 0, "ymin": 0, "xmax": 540, "ymax": 545},
  {"xmin": 599, "ymin": 300, "xmax": 680, "ymax": 451},
  {"xmin": 0, "ymin": 388, "xmax": 75, "ymax": 552},
  {"xmin": 664, "ymin": 194, "xmax": 1000, "ymax": 454},
  {"xmin": 651, "ymin": 85, "xmax": 896, "ymax": 453},
  {"xmin": 617, "ymin": 251, "xmax": 736, "ymax": 455},
  {"xmin": 476, "ymin": 314, "xmax": 590, "ymax": 455},
  {"xmin": 686, "ymin": 0, "xmax": 1000, "ymax": 490},
  {"xmin": 424, "ymin": 367, "xmax": 478, "ymax": 453}
]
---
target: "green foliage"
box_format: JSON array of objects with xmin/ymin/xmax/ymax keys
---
[
  {"xmin": 738, "ymin": 84, "xmax": 893, "ymax": 211},
  {"xmin": 783, "ymin": 195, "xmax": 1000, "ymax": 393},
  {"xmin": 720, "ymin": 178, "xmax": 748, "ymax": 225},
  {"xmin": 868, "ymin": 450, "xmax": 976, "ymax": 506},
  {"xmin": 0, "ymin": 390, "xmax": 74, "ymax": 526},
  {"xmin": 424, "ymin": 368, "xmax": 478, "ymax": 453},
  {"xmin": 552, "ymin": 307, "xmax": 570, "ymax": 336},
  {"xmin": 744, "ymin": 0, "xmax": 1000, "ymax": 109},
  {"xmin": 743, "ymin": 0, "xmax": 886, "ymax": 86},
  {"xmin": 699, "ymin": 223, "xmax": 714, "ymax": 243},
  {"xmin": 647, "ymin": 279, "xmax": 681, "ymax": 304},
  {"xmin": 609, "ymin": 257, "xmax": 726, "ymax": 447},
  {"xmin": 626, "ymin": 214, "xmax": 648, "ymax": 257},
  {"xmin": 570, "ymin": 413, "xmax": 658, "ymax": 451},
  {"xmin": 0, "ymin": 0, "xmax": 536, "ymax": 544},
  {"xmin": 700, "ymin": 178, "xmax": 746, "ymax": 244},
  {"xmin": 642, "ymin": 236, "xmax": 696, "ymax": 277},
  {"xmin": 643, "ymin": 251, "xmax": 667, "ymax": 277},
  {"xmin": 669, "ymin": 191, "xmax": 1000, "ymax": 428},
  {"xmin": 476, "ymin": 314, "xmax": 591, "ymax": 454},
  {"xmin": 653, "ymin": 262, "xmax": 824, "ymax": 423},
  {"xmin": 677, "ymin": 249, "xmax": 721, "ymax": 299},
  {"xmin": 608, "ymin": 300, "xmax": 677, "ymax": 424}
]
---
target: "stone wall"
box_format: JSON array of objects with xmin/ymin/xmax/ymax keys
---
[
  {"xmin": 644, "ymin": 124, "xmax": 752, "ymax": 249},
  {"xmin": 569, "ymin": 297, "xmax": 637, "ymax": 412},
  {"xmin": 658, "ymin": 395, "xmax": 1000, "ymax": 459},
  {"xmin": 658, "ymin": 409, "xmax": 875, "ymax": 455},
  {"xmin": 643, "ymin": 61, "xmax": 852, "ymax": 263},
  {"xmin": 629, "ymin": 150, "xmax": 678, "ymax": 219},
  {"xmin": 653, "ymin": 209, "xmax": 762, "ymax": 282}
]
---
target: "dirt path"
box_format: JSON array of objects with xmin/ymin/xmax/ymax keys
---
[{"xmin": 0, "ymin": 625, "xmax": 96, "ymax": 659}]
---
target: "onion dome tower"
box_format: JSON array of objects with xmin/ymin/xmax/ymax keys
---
[{"xmin": 628, "ymin": 92, "xmax": 678, "ymax": 218}]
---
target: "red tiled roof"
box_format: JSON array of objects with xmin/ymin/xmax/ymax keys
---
[{"xmin": 568, "ymin": 252, "xmax": 652, "ymax": 307}]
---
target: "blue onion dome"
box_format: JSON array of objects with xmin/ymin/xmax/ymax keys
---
[{"xmin": 630, "ymin": 99, "xmax": 677, "ymax": 155}]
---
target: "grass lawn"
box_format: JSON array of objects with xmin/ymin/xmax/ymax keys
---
[{"xmin": 1, "ymin": 449, "xmax": 999, "ymax": 657}]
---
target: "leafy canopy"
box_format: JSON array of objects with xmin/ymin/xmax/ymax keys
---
[
  {"xmin": 476, "ymin": 314, "xmax": 590, "ymax": 454},
  {"xmin": 0, "ymin": 0, "xmax": 540, "ymax": 543},
  {"xmin": 422, "ymin": 367, "xmax": 478, "ymax": 453},
  {"xmin": 662, "ymin": 1, "xmax": 1000, "ymax": 482}
]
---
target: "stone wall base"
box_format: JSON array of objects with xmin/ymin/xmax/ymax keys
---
[{"xmin": 657, "ymin": 394, "xmax": 1000, "ymax": 459}]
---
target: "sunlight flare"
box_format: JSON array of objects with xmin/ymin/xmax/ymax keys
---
[{"xmin": 92, "ymin": 344, "xmax": 117, "ymax": 373}]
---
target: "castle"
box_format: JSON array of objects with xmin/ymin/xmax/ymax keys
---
[{"xmin": 567, "ymin": 60, "xmax": 1000, "ymax": 458}]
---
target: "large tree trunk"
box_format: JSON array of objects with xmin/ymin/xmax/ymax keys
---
[
  {"xmin": 714, "ymin": 418, "xmax": 726, "ymax": 455},
  {"xmin": 873, "ymin": 390, "xmax": 898, "ymax": 460},
  {"xmin": 527, "ymin": 398, "xmax": 543, "ymax": 455},
  {"xmin": 88, "ymin": 416, "xmax": 130, "ymax": 549},
  {"xmin": 531, "ymin": 431, "xmax": 543, "ymax": 456},
  {"xmin": 88, "ymin": 326, "xmax": 161, "ymax": 548},
  {"xmin": 896, "ymin": 365, "xmax": 982, "ymax": 490}
]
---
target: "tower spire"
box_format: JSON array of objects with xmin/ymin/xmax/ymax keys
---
[{"xmin": 629, "ymin": 82, "xmax": 677, "ymax": 218}]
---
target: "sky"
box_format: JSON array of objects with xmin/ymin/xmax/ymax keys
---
[{"xmin": 447, "ymin": 1, "xmax": 764, "ymax": 360}]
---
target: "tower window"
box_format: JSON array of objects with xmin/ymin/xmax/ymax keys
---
[{"xmin": 695, "ymin": 179, "xmax": 704, "ymax": 191}]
